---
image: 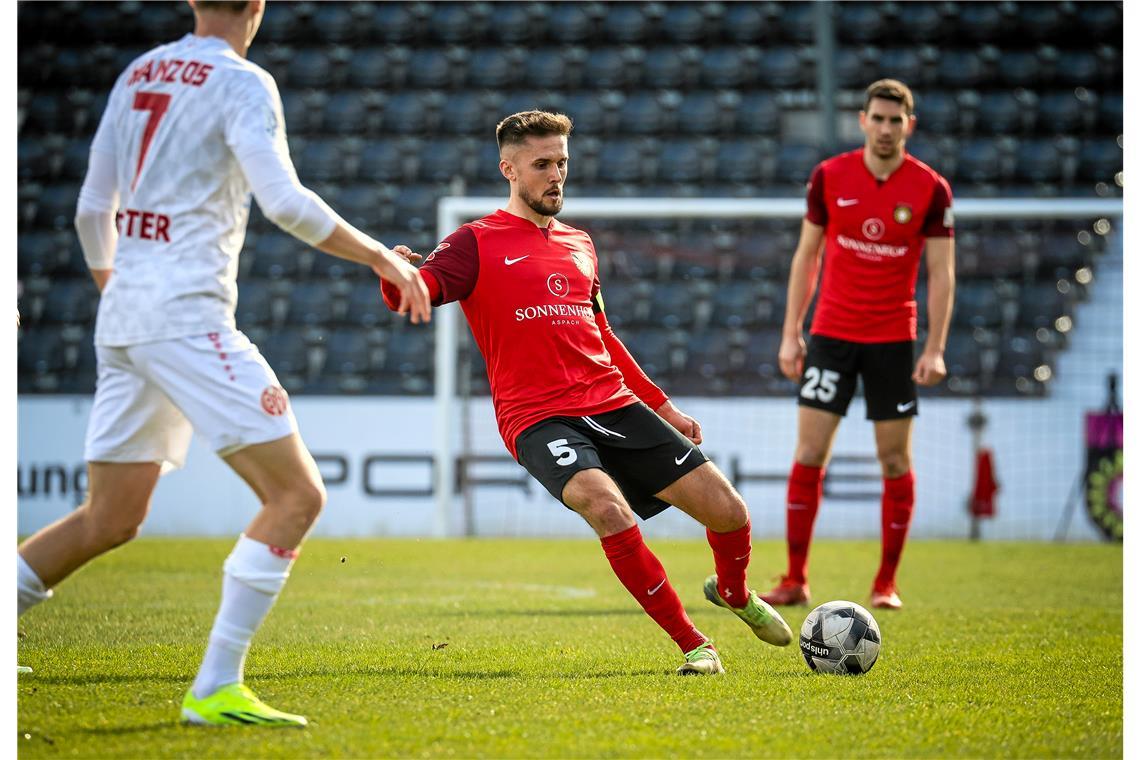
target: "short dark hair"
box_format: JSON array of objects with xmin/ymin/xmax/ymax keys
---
[
  {"xmin": 195, "ymin": 1, "xmax": 250, "ymax": 14},
  {"xmin": 863, "ymin": 79, "xmax": 914, "ymax": 116},
  {"xmin": 496, "ymin": 110, "xmax": 573, "ymax": 152}
]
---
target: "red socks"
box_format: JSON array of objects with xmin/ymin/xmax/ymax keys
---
[
  {"xmin": 706, "ymin": 520, "xmax": 751, "ymax": 608},
  {"xmin": 875, "ymin": 471, "xmax": 915, "ymax": 590},
  {"xmin": 786, "ymin": 462, "xmax": 824, "ymax": 584},
  {"xmin": 600, "ymin": 525, "xmax": 707, "ymax": 654}
]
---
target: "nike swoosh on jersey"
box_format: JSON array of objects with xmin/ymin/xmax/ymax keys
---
[
  {"xmin": 837, "ymin": 197, "xmax": 859, "ymax": 206},
  {"xmin": 504, "ymin": 255, "xmax": 530, "ymax": 265},
  {"xmin": 890, "ymin": 522, "xmax": 909, "ymax": 530},
  {"xmin": 897, "ymin": 401, "xmax": 916, "ymax": 412},
  {"xmin": 675, "ymin": 450, "xmax": 694, "ymax": 466},
  {"xmin": 647, "ymin": 578, "xmax": 667, "ymax": 595}
]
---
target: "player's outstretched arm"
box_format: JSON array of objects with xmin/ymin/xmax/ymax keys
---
[
  {"xmin": 314, "ymin": 225, "xmax": 431, "ymax": 324},
  {"xmin": 913, "ymin": 236, "xmax": 955, "ymax": 386},
  {"xmin": 778, "ymin": 220, "xmax": 825, "ymax": 381}
]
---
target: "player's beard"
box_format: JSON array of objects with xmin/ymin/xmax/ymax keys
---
[
  {"xmin": 874, "ymin": 138, "xmax": 901, "ymax": 160},
  {"xmin": 522, "ymin": 185, "xmax": 564, "ymax": 217}
]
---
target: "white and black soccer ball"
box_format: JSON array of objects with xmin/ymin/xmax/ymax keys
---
[{"xmin": 799, "ymin": 600, "xmax": 881, "ymax": 675}]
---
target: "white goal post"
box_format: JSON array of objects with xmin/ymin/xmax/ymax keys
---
[{"xmin": 432, "ymin": 196, "xmax": 1124, "ymax": 537}]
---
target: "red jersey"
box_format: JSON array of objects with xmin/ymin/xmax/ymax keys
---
[
  {"xmin": 805, "ymin": 149, "xmax": 954, "ymax": 343},
  {"xmin": 409, "ymin": 209, "xmax": 666, "ymax": 458}
]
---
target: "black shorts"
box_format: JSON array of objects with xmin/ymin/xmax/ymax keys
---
[
  {"xmin": 797, "ymin": 335, "xmax": 918, "ymax": 420},
  {"xmin": 515, "ymin": 402, "xmax": 709, "ymax": 520}
]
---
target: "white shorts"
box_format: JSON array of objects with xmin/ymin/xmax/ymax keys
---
[{"xmin": 84, "ymin": 328, "xmax": 298, "ymax": 471}]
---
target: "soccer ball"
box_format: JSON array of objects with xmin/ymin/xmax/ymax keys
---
[{"xmin": 799, "ymin": 600, "xmax": 881, "ymax": 675}]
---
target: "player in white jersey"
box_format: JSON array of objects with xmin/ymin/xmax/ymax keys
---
[{"xmin": 16, "ymin": 0, "xmax": 430, "ymax": 727}]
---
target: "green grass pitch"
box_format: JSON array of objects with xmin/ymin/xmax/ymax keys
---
[{"xmin": 17, "ymin": 537, "xmax": 1121, "ymax": 758}]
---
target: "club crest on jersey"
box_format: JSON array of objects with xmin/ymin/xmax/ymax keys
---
[
  {"xmin": 261, "ymin": 385, "xmax": 289, "ymax": 416},
  {"xmin": 426, "ymin": 242, "xmax": 450, "ymax": 262},
  {"xmin": 569, "ymin": 249, "xmax": 593, "ymax": 278},
  {"xmin": 862, "ymin": 218, "xmax": 886, "ymax": 241},
  {"xmin": 893, "ymin": 204, "xmax": 913, "ymax": 224},
  {"xmin": 547, "ymin": 273, "xmax": 570, "ymax": 298}
]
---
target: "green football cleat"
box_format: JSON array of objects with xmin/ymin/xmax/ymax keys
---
[
  {"xmin": 704, "ymin": 574, "xmax": 793, "ymax": 647},
  {"xmin": 676, "ymin": 641, "xmax": 725, "ymax": 676},
  {"xmin": 181, "ymin": 683, "xmax": 308, "ymax": 727}
]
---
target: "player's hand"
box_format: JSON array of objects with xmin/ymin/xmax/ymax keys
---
[
  {"xmin": 656, "ymin": 400, "xmax": 703, "ymax": 445},
  {"xmin": 392, "ymin": 244, "xmax": 423, "ymax": 264},
  {"xmin": 372, "ymin": 251, "xmax": 432, "ymax": 325},
  {"xmin": 778, "ymin": 332, "xmax": 807, "ymax": 381},
  {"xmin": 912, "ymin": 350, "xmax": 947, "ymax": 386}
]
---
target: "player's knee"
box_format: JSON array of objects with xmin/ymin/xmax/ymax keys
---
[
  {"xmin": 84, "ymin": 508, "xmax": 143, "ymax": 551},
  {"xmin": 878, "ymin": 452, "xmax": 910, "ymax": 479},
  {"xmin": 290, "ymin": 478, "xmax": 326, "ymax": 525},
  {"xmin": 578, "ymin": 496, "xmax": 634, "ymax": 534},
  {"xmin": 795, "ymin": 443, "xmax": 829, "ymax": 468}
]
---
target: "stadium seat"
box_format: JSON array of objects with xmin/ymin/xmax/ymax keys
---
[
  {"xmin": 17, "ymin": 140, "xmax": 53, "ymax": 182},
  {"xmin": 234, "ymin": 279, "xmax": 274, "ymax": 328},
  {"xmin": 546, "ymin": 2, "xmax": 595, "ymax": 44},
  {"xmin": 956, "ymin": 3, "xmax": 1007, "ymax": 42},
  {"xmin": 311, "ymin": 2, "xmax": 359, "ymax": 44},
  {"xmin": 1015, "ymin": 139, "xmax": 1063, "ymax": 184},
  {"xmin": 251, "ymin": 233, "xmax": 304, "ymax": 280},
  {"xmin": 18, "ymin": 326, "xmax": 66, "ymax": 376},
  {"xmin": 777, "ymin": 2, "xmax": 817, "ymax": 44},
  {"xmin": 417, "ymin": 139, "xmax": 467, "ymax": 184},
  {"xmin": 1018, "ymin": 1, "xmax": 1066, "ymax": 42},
  {"xmin": 1016, "ymin": 282, "xmax": 1072, "ymax": 331},
  {"xmin": 676, "ymin": 91, "xmax": 726, "ymax": 135},
  {"xmin": 835, "ymin": 47, "xmax": 872, "ymax": 89},
  {"xmin": 710, "ymin": 281, "xmax": 763, "ymax": 328},
  {"xmin": 648, "ymin": 282, "xmax": 699, "ymax": 330},
  {"xmin": 996, "ymin": 50, "xmax": 1042, "ymax": 88},
  {"xmin": 740, "ymin": 329, "xmax": 783, "ymax": 379},
  {"xmin": 952, "ymin": 282, "xmax": 1005, "ymax": 330},
  {"xmin": 1054, "ymin": 50, "xmax": 1101, "ymax": 88},
  {"xmin": 715, "ymin": 139, "xmax": 766, "ymax": 185},
  {"xmin": 345, "ymin": 48, "xmax": 390, "ymax": 89},
  {"xmin": 297, "ymin": 139, "xmax": 348, "ymax": 183},
  {"xmin": 757, "ymin": 48, "xmax": 802, "ymax": 89},
  {"xmin": 897, "ymin": 3, "xmax": 947, "ymax": 43},
  {"xmin": 23, "ymin": 92, "xmax": 63, "ymax": 135},
  {"xmin": 380, "ymin": 93, "xmax": 436, "ymax": 135},
  {"xmin": 721, "ymin": 2, "xmax": 768, "ymax": 44},
  {"xmin": 964, "ymin": 91, "xmax": 1024, "ymax": 136},
  {"xmin": 915, "ymin": 91, "xmax": 959, "ymax": 134},
  {"xmin": 1077, "ymin": 138, "xmax": 1122, "ymax": 184},
  {"xmin": 258, "ymin": 2, "xmax": 300, "ymax": 43},
  {"xmin": 1038, "ymin": 91, "xmax": 1094, "ymax": 135},
  {"xmin": 427, "ymin": 2, "xmax": 481, "ymax": 45},
  {"xmin": 685, "ymin": 328, "xmax": 738, "ymax": 382},
  {"xmin": 346, "ymin": 281, "xmax": 393, "ymax": 329},
  {"xmin": 280, "ymin": 89, "xmax": 325, "ymax": 136},
  {"xmin": 407, "ymin": 49, "xmax": 455, "ymax": 90},
  {"xmin": 323, "ymin": 329, "xmax": 376, "ymax": 376},
  {"xmin": 287, "ymin": 281, "xmax": 335, "ymax": 327},
  {"xmin": 260, "ymin": 328, "xmax": 314, "ymax": 381},
  {"xmin": 955, "ymin": 138, "xmax": 1004, "ymax": 185},
  {"xmin": 41, "ymin": 278, "xmax": 98, "ymax": 325},
  {"xmin": 837, "ymin": 3, "xmax": 887, "ymax": 43},
  {"xmin": 598, "ymin": 140, "xmax": 647, "ymax": 185},
  {"xmin": 35, "ymin": 184, "xmax": 77, "ymax": 231},
  {"xmin": 734, "ymin": 92, "xmax": 780, "ymax": 136},
  {"xmin": 18, "ymin": 232, "xmax": 65, "ymax": 277},
  {"xmin": 701, "ymin": 47, "xmax": 755, "ymax": 90},
  {"xmin": 466, "ymin": 48, "xmax": 520, "ymax": 90},
  {"xmin": 560, "ymin": 94, "xmax": 609, "ymax": 138},
  {"xmin": 1099, "ymin": 93, "xmax": 1123, "ymax": 134},
  {"xmin": 618, "ymin": 93, "xmax": 667, "ymax": 136},
  {"xmin": 664, "ymin": 3, "xmax": 716, "ymax": 43},
  {"xmin": 523, "ymin": 49, "xmax": 579, "ymax": 91},
  {"xmin": 657, "ymin": 139, "xmax": 705, "ymax": 185},
  {"xmin": 486, "ymin": 2, "xmax": 543, "ymax": 44},
  {"xmin": 365, "ymin": 2, "xmax": 423, "ymax": 45},
  {"xmin": 622, "ymin": 328, "xmax": 676, "ymax": 379},
  {"xmin": 943, "ymin": 329, "xmax": 983, "ymax": 385},
  {"xmin": 393, "ymin": 186, "xmax": 440, "ymax": 233},
  {"xmin": 287, "ymin": 49, "xmax": 332, "ymax": 91},
  {"xmin": 995, "ymin": 333, "xmax": 1051, "ymax": 395},
  {"xmin": 59, "ymin": 139, "xmax": 93, "ymax": 180},
  {"xmin": 640, "ymin": 46, "xmax": 699, "ymax": 90},
  {"xmin": 603, "ymin": 2, "xmax": 656, "ymax": 43},
  {"xmin": 359, "ymin": 142, "xmax": 408, "ymax": 184},
  {"xmin": 875, "ymin": 47, "xmax": 927, "ymax": 88},
  {"xmin": 1079, "ymin": 3, "xmax": 1122, "ymax": 39},
  {"xmin": 774, "ymin": 144, "xmax": 822, "ymax": 186},
  {"xmin": 581, "ymin": 47, "xmax": 632, "ymax": 90},
  {"xmin": 937, "ymin": 50, "xmax": 987, "ymax": 89},
  {"xmin": 384, "ymin": 329, "xmax": 434, "ymax": 376}
]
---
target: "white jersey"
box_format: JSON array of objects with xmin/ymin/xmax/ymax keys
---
[{"xmin": 91, "ymin": 34, "xmax": 290, "ymax": 346}]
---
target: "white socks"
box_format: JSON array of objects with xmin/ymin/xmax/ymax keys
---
[
  {"xmin": 17, "ymin": 554, "xmax": 52, "ymax": 617},
  {"xmin": 190, "ymin": 535, "xmax": 296, "ymax": 699}
]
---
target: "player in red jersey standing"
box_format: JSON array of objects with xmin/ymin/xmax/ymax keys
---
[
  {"xmin": 382, "ymin": 111, "xmax": 793, "ymax": 674},
  {"xmin": 760, "ymin": 80, "xmax": 956, "ymax": 610}
]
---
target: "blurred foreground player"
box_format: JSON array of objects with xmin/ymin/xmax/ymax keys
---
[
  {"xmin": 15, "ymin": 0, "xmax": 430, "ymax": 725},
  {"xmin": 381, "ymin": 111, "xmax": 792, "ymax": 675},
  {"xmin": 761, "ymin": 79, "xmax": 956, "ymax": 610}
]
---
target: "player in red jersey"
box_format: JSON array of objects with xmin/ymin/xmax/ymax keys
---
[
  {"xmin": 382, "ymin": 111, "xmax": 793, "ymax": 674},
  {"xmin": 760, "ymin": 80, "xmax": 956, "ymax": 610}
]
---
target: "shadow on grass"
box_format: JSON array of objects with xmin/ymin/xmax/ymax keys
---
[
  {"xmin": 78, "ymin": 720, "xmax": 176, "ymax": 736},
  {"xmin": 436, "ymin": 607, "xmax": 644, "ymax": 618}
]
